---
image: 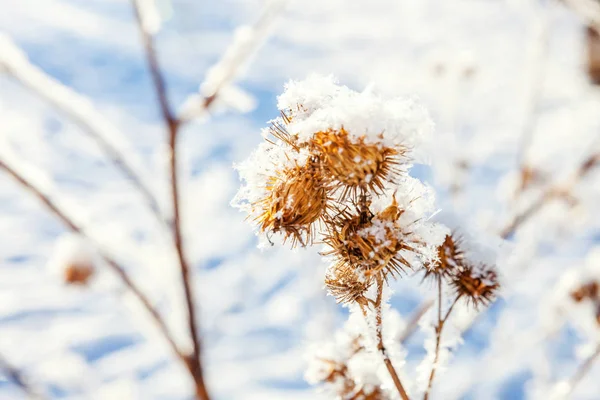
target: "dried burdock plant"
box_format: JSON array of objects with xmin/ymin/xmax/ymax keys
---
[
  {"xmin": 313, "ymin": 357, "xmax": 387, "ymax": 400},
  {"xmin": 422, "ymin": 233, "xmax": 466, "ymax": 282},
  {"xmin": 311, "ymin": 129, "xmax": 406, "ymax": 197},
  {"xmin": 63, "ymin": 262, "xmax": 95, "ymax": 286},
  {"xmin": 234, "ymin": 75, "xmax": 501, "ymax": 400},
  {"xmin": 450, "ymin": 263, "xmax": 500, "ymax": 309},
  {"xmin": 325, "ymin": 262, "xmax": 372, "ymax": 307},
  {"xmin": 570, "ymin": 280, "xmax": 600, "ymax": 325},
  {"xmin": 322, "ymin": 196, "xmax": 422, "ymax": 282},
  {"xmin": 254, "ymin": 161, "xmax": 330, "ymax": 246},
  {"xmin": 48, "ymin": 233, "xmax": 97, "ymax": 286},
  {"xmin": 571, "ymin": 281, "xmax": 599, "ymax": 303}
]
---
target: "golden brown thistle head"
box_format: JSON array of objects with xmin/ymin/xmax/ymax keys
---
[
  {"xmin": 314, "ymin": 336, "xmax": 385, "ymax": 400},
  {"xmin": 325, "ymin": 263, "xmax": 372, "ymax": 306},
  {"xmin": 254, "ymin": 161, "xmax": 329, "ymax": 247},
  {"xmin": 422, "ymin": 233, "xmax": 466, "ymax": 281},
  {"xmin": 450, "ymin": 264, "xmax": 499, "ymax": 308},
  {"xmin": 323, "ymin": 197, "xmax": 418, "ymax": 281},
  {"xmin": 317, "ymin": 358, "xmax": 386, "ymax": 400},
  {"xmin": 311, "ymin": 129, "xmax": 406, "ymax": 197}
]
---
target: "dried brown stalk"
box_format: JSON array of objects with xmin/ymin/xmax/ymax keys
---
[
  {"xmin": 566, "ymin": 344, "xmax": 600, "ymax": 396},
  {"xmin": 423, "ymin": 277, "xmax": 461, "ymax": 400},
  {"xmin": 374, "ymin": 275, "xmax": 410, "ymax": 400},
  {"xmin": 0, "ymin": 160, "xmax": 189, "ymax": 384},
  {"xmin": 399, "ymin": 299, "xmax": 434, "ymax": 344},
  {"xmin": 129, "ymin": 3, "xmax": 208, "ymax": 398},
  {"xmin": 0, "ymin": 354, "xmax": 46, "ymax": 400},
  {"xmin": 514, "ymin": 13, "xmax": 549, "ymax": 195}
]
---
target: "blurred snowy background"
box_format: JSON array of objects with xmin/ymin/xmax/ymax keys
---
[{"xmin": 1, "ymin": 0, "xmax": 600, "ymax": 399}]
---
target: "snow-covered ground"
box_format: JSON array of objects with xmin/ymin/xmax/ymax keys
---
[{"xmin": 1, "ymin": 0, "xmax": 600, "ymax": 399}]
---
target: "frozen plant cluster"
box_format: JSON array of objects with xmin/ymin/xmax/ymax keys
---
[{"xmin": 233, "ymin": 75, "xmax": 502, "ymax": 399}]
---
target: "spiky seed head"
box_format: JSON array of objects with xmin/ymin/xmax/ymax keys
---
[
  {"xmin": 325, "ymin": 263, "xmax": 372, "ymax": 306},
  {"xmin": 571, "ymin": 281, "xmax": 599, "ymax": 302},
  {"xmin": 423, "ymin": 233, "xmax": 465, "ymax": 281},
  {"xmin": 451, "ymin": 264, "xmax": 499, "ymax": 308},
  {"xmin": 64, "ymin": 261, "xmax": 94, "ymax": 285},
  {"xmin": 323, "ymin": 198, "xmax": 416, "ymax": 280},
  {"xmin": 311, "ymin": 129, "xmax": 405, "ymax": 196},
  {"xmin": 569, "ymin": 281, "xmax": 600, "ymax": 326},
  {"xmin": 315, "ymin": 358, "xmax": 385, "ymax": 400},
  {"xmin": 254, "ymin": 162, "xmax": 328, "ymax": 247},
  {"xmin": 267, "ymin": 117, "xmax": 300, "ymax": 150}
]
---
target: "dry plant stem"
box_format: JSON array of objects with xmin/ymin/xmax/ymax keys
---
[
  {"xmin": 423, "ymin": 277, "xmax": 460, "ymax": 400},
  {"xmin": 501, "ymin": 151, "xmax": 599, "ymax": 238},
  {"xmin": 2, "ymin": 61, "xmax": 163, "ymax": 225},
  {"xmin": 514, "ymin": 9, "xmax": 548, "ymax": 182},
  {"xmin": 374, "ymin": 276, "xmax": 410, "ymax": 400},
  {"xmin": 400, "ymin": 298, "xmax": 434, "ymax": 344},
  {"xmin": 398, "ymin": 155, "xmax": 600, "ymax": 359},
  {"xmin": 0, "ymin": 355, "xmax": 46, "ymax": 400},
  {"xmin": 129, "ymin": 4, "xmax": 208, "ymax": 399},
  {"xmin": 567, "ymin": 344, "xmax": 600, "ymax": 395},
  {"xmin": 0, "ymin": 160, "xmax": 188, "ymax": 379}
]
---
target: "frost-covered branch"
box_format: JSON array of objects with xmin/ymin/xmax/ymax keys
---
[
  {"xmin": 399, "ymin": 298, "xmax": 434, "ymax": 344},
  {"xmin": 422, "ymin": 277, "xmax": 461, "ymax": 400},
  {"xmin": 129, "ymin": 1, "xmax": 209, "ymax": 398},
  {"xmin": 374, "ymin": 276, "xmax": 410, "ymax": 400},
  {"xmin": 566, "ymin": 344, "xmax": 600, "ymax": 396},
  {"xmin": 0, "ymin": 34, "xmax": 163, "ymax": 225},
  {"xmin": 178, "ymin": 0, "xmax": 285, "ymax": 122},
  {"xmin": 0, "ymin": 159, "xmax": 191, "ymax": 385}
]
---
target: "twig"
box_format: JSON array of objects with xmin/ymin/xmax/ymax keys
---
[
  {"xmin": 566, "ymin": 344, "xmax": 600, "ymax": 396},
  {"xmin": 0, "ymin": 355, "xmax": 46, "ymax": 399},
  {"xmin": 0, "ymin": 36, "xmax": 163, "ymax": 225},
  {"xmin": 514, "ymin": 8, "xmax": 548, "ymax": 185},
  {"xmin": 177, "ymin": 0, "xmax": 285, "ymax": 123},
  {"xmin": 129, "ymin": 3, "xmax": 209, "ymax": 399},
  {"xmin": 500, "ymin": 151, "xmax": 599, "ymax": 239},
  {"xmin": 400, "ymin": 298, "xmax": 434, "ymax": 344},
  {"xmin": 0, "ymin": 159, "xmax": 191, "ymax": 384},
  {"xmin": 423, "ymin": 277, "xmax": 461, "ymax": 400},
  {"xmin": 374, "ymin": 276, "xmax": 410, "ymax": 400}
]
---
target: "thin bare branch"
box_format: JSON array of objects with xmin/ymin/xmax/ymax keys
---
[
  {"xmin": 501, "ymin": 151, "xmax": 599, "ymax": 238},
  {"xmin": 0, "ymin": 36, "xmax": 164, "ymax": 225},
  {"xmin": 423, "ymin": 277, "xmax": 461, "ymax": 400},
  {"xmin": 400, "ymin": 298, "xmax": 434, "ymax": 344},
  {"xmin": 566, "ymin": 344, "xmax": 600, "ymax": 396},
  {"xmin": 178, "ymin": 1, "xmax": 285, "ymax": 123},
  {"xmin": 0, "ymin": 355, "xmax": 46, "ymax": 400},
  {"xmin": 129, "ymin": 3, "xmax": 208, "ymax": 398},
  {"xmin": 0, "ymin": 159, "xmax": 190, "ymax": 385},
  {"xmin": 374, "ymin": 276, "xmax": 410, "ymax": 400},
  {"xmin": 514, "ymin": 9, "xmax": 548, "ymax": 183}
]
